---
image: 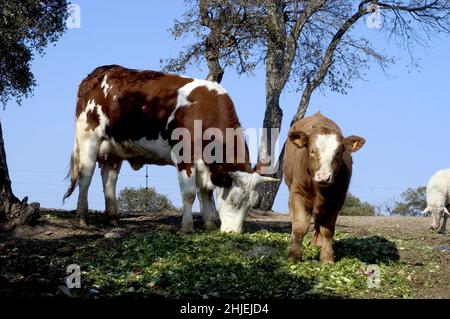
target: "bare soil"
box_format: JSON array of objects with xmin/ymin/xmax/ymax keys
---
[{"xmin": 0, "ymin": 209, "xmax": 449, "ymax": 298}]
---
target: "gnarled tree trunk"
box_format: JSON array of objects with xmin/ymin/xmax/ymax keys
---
[
  {"xmin": 253, "ymin": 89, "xmax": 284, "ymax": 211},
  {"xmin": 0, "ymin": 120, "xmax": 40, "ymax": 228},
  {"xmin": 252, "ymin": 0, "xmax": 286, "ymax": 211}
]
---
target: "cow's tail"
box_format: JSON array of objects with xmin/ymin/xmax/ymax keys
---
[{"xmin": 63, "ymin": 138, "xmax": 80, "ymax": 202}]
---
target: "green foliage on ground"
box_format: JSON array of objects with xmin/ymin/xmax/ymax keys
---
[
  {"xmin": 118, "ymin": 187, "xmax": 177, "ymax": 212},
  {"xmin": 58, "ymin": 230, "xmax": 417, "ymax": 299}
]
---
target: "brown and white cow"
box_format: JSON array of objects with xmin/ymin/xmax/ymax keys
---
[
  {"xmin": 284, "ymin": 112, "xmax": 365, "ymax": 263},
  {"xmin": 64, "ymin": 65, "xmax": 278, "ymax": 232}
]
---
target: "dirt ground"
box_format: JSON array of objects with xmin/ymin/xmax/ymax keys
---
[{"xmin": 0, "ymin": 209, "xmax": 449, "ymax": 298}]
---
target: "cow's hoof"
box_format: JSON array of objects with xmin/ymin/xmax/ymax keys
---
[
  {"xmin": 79, "ymin": 217, "xmax": 89, "ymax": 227},
  {"xmin": 108, "ymin": 217, "xmax": 120, "ymax": 227},
  {"xmin": 180, "ymin": 220, "xmax": 194, "ymax": 234},
  {"xmin": 180, "ymin": 229, "xmax": 194, "ymax": 234},
  {"xmin": 288, "ymin": 251, "xmax": 302, "ymax": 262},
  {"xmin": 320, "ymin": 254, "xmax": 335, "ymax": 264},
  {"xmin": 204, "ymin": 221, "xmax": 217, "ymax": 231},
  {"xmin": 438, "ymin": 229, "xmax": 446, "ymax": 234},
  {"xmin": 179, "ymin": 228, "xmax": 194, "ymax": 234}
]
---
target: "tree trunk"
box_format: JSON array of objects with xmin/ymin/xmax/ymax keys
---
[
  {"xmin": 205, "ymin": 35, "xmax": 224, "ymax": 83},
  {"xmin": 254, "ymin": 143, "xmax": 285, "ymax": 210},
  {"xmin": 0, "ymin": 121, "xmax": 17, "ymax": 202},
  {"xmin": 200, "ymin": 0, "xmax": 224, "ymax": 83},
  {"xmin": 0, "ymin": 120, "xmax": 40, "ymax": 227},
  {"xmin": 253, "ymin": 89, "xmax": 284, "ymax": 210},
  {"xmin": 252, "ymin": 0, "xmax": 286, "ymax": 211}
]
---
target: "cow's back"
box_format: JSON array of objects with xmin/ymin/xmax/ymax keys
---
[
  {"xmin": 76, "ymin": 65, "xmax": 193, "ymax": 141},
  {"xmin": 290, "ymin": 112, "xmax": 342, "ymax": 137}
]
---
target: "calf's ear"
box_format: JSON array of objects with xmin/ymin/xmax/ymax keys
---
[
  {"xmin": 343, "ymin": 135, "xmax": 365, "ymax": 152},
  {"xmin": 288, "ymin": 131, "xmax": 309, "ymax": 149}
]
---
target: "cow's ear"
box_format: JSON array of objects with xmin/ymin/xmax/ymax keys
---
[
  {"xmin": 288, "ymin": 131, "xmax": 308, "ymax": 149},
  {"xmin": 343, "ymin": 135, "xmax": 365, "ymax": 152}
]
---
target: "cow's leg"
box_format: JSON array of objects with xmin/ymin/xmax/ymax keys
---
[
  {"xmin": 311, "ymin": 219, "xmax": 322, "ymax": 247},
  {"xmin": 101, "ymin": 160, "xmax": 122, "ymax": 227},
  {"xmin": 77, "ymin": 138, "xmax": 99, "ymax": 226},
  {"xmin": 438, "ymin": 212, "xmax": 448, "ymax": 234},
  {"xmin": 317, "ymin": 213, "xmax": 338, "ymax": 263},
  {"xmin": 178, "ymin": 169, "xmax": 196, "ymax": 233},
  {"xmin": 198, "ymin": 188, "xmax": 217, "ymax": 230},
  {"xmin": 288, "ymin": 193, "xmax": 311, "ymax": 262}
]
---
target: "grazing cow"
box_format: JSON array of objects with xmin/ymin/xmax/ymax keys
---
[
  {"xmin": 284, "ymin": 112, "xmax": 365, "ymax": 263},
  {"xmin": 423, "ymin": 169, "xmax": 450, "ymax": 234},
  {"xmin": 64, "ymin": 65, "xmax": 278, "ymax": 232}
]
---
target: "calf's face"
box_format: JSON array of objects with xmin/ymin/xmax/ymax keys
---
[{"xmin": 288, "ymin": 130, "xmax": 365, "ymax": 186}]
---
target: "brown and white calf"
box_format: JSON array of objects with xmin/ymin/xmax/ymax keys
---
[
  {"xmin": 64, "ymin": 65, "xmax": 278, "ymax": 232},
  {"xmin": 283, "ymin": 112, "xmax": 365, "ymax": 263}
]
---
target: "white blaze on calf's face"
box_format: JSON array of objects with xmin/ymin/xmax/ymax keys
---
[{"xmin": 314, "ymin": 134, "xmax": 339, "ymax": 183}]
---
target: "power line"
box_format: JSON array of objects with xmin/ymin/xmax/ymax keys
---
[
  {"xmin": 10, "ymin": 169, "xmax": 176, "ymax": 180},
  {"xmin": 10, "ymin": 169, "xmax": 419, "ymax": 195}
]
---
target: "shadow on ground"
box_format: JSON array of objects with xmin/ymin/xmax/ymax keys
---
[
  {"xmin": 0, "ymin": 211, "xmax": 345, "ymax": 299},
  {"xmin": 334, "ymin": 236, "xmax": 400, "ymax": 264}
]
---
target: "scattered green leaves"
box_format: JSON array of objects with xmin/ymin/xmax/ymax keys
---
[{"xmin": 59, "ymin": 231, "xmax": 416, "ymax": 298}]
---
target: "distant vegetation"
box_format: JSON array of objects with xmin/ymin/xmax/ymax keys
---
[
  {"xmin": 118, "ymin": 187, "xmax": 177, "ymax": 212},
  {"xmin": 389, "ymin": 186, "xmax": 427, "ymax": 217},
  {"xmin": 116, "ymin": 187, "xmax": 428, "ymax": 217},
  {"xmin": 340, "ymin": 193, "xmax": 377, "ymax": 216}
]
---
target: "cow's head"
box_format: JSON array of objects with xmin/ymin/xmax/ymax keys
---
[
  {"xmin": 288, "ymin": 129, "xmax": 365, "ymax": 187},
  {"xmin": 216, "ymin": 172, "xmax": 278, "ymax": 233},
  {"xmin": 426, "ymin": 206, "xmax": 449, "ymax": 231}
]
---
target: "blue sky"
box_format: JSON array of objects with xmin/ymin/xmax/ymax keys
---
[{"xmin": 2, "ymin": 1, "xmax": 449, "ymax": 213}]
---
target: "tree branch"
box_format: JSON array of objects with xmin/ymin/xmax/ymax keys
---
[{"xmin": 292, "ymin": 1, "xmax": 370, "ymax": 124}]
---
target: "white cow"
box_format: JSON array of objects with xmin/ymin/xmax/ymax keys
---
[{"xmin": 423, "ymin": 169, "xmax": 450, "ymax": 234}]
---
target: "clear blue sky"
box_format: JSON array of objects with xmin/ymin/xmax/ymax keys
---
[{"xmin": 2, "ymin": 0, "xmax": 450, "ymax": 213}]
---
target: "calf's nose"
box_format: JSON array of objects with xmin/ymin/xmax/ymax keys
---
[{"xmin": 316, "ymin": 172, "xmax": 332, "ymax": 183}]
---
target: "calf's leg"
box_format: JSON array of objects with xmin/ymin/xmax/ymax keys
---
[
  {"xmin": 316, "ymin": 213, "xmax": 338, "ymax": 263},
  {"xmin": 288, "ymin": 193, "xmax": 311, "ymax": 262},
  {"xmin": 101, "ymin": 160, "xmax": 122, "ymax": 227},
  {"xmin": 311, "ymin": 219, "xmax": 322, "ymax": 247}
]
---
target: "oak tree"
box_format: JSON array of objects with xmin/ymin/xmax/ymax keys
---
[
  {"xmin": 0, "ymin": 0, "xmax": 68, "ymax": 226},
  {"xmin": 164, "ymin": 0, "xmax": 450, "ymax": 210}
]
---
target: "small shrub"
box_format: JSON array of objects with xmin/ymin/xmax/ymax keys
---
[
  {"xmin": 118, "ymin": 187, "xmax": 177, "ymax": 212},
  {"xmin": 340, "ymin": 193, "xmax": 376, "ymax": 216}
]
